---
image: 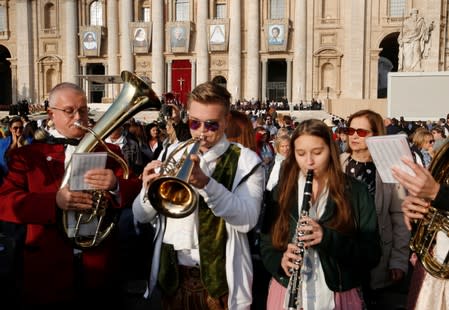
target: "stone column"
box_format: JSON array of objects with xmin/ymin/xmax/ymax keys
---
[
  {"xmin": 167, "ymin": 60, "xmax": 172, "ymax": 92},
  {"xmin": 261, "ymin": 59, "xmax": 267, "ymax": 102},
  {"xmin": 82, "ymin": 65, "xmax": 89, "ymax": 99},
  {"xmin": 152, "ymin": 0, "xmax": 165, "ymax": 96},
  {"xmin": 119, "ymin": 0, "xmax": 133, "ymax": 72},
  {"xmin": 228, "ymin": 0, "xmax": 241, "ymax": 100},
  {"xmin": 286, "ymin": 59, "xmax": 292, "ymax": 103},
  {"xmin": 63, "ymin": 0, "xmax": 78, "ymax": 84},
  {"xmin": 107, "ymin": 0, "xmax": 119, "ymax": 97},
  {"xmin": 246, "ymin": 1, "xmax": 259, "ymax": 100},
  {"xmin": 9, "ymin": 60, "xmax": 17, "ymax": 105},
  {"xmin": 196, "ymin": 0, "xmax": 208, "ymax": 84},
  {"xmin": 343, "ymin": 0, "xmax": 365, "ymax": 98},
  {"xmin": 16, "ymin": 0, "xmax": 33, "ymax": 99},
  {"xmin": 190, "ymin": 59, "xmax": 197, "ymax": 90},
  {"xmin": 292, "ymin": 0, "xmax": 306, "ymax": 103}
]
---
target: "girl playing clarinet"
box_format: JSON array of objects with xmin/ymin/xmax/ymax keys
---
[{"xmin": 260, "ymin": 119, "xmax": 381, "ymax": 309}]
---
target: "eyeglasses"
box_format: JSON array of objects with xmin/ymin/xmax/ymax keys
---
[
  {"xmin": 188, "ymin": 119, "xmax": 220, "ymax": 132},
  {"xmin": 50, "ymin": 106, "xmax": 90, "ymax": 118},
  {"xmin": 346, "ymin": 127, "xmax": 371, "ymax": 137},
  {"xmin": 11, "ymin": 126, "xmax": 23, "ymax": 130}
]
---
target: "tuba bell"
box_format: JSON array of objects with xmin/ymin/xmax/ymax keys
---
[
  {"xmin": 147, "ymin": 138, "xmax": 201, "ymax": 218},
  {"xmin": 409, "ymin": 141, "xmax": 449, "ymax": 278},
  {"xmin": 61, "ymin": 71, "xmax": 161, "ymax": 248}
]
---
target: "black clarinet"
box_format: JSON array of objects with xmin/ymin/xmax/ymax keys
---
[{"xmin": 286, "ymin": 169, "xmax": 314, "ymax": 310}]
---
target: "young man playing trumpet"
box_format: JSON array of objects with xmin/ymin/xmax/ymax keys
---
[{"xmin": 133, "ymin": 82, "xmax": 264, "ymax": 309}]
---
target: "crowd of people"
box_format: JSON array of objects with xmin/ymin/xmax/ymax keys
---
[
  {"xmin": 0, "ymin": 79, "xmax": 448, "ymax": 310},
  {"xmin": 232, "ymin": 97, "xmax": 325, "ymax": 112}
]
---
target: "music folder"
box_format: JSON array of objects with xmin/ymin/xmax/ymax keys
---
[
  {"xmin": 365, "ymin": 134, "xmax": 415, "ymax": 183},
  {"xmin": 69, "ymin": 152, "xmax": 107, "ymax": 191}
]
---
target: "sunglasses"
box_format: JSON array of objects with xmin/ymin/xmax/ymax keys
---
[
  {"xmin": 12, "ymin": 126, "xmax": 24, "ymax": 130},
  {"xmin": 346, "ymin": 127, "xmax": 371, "ymax": 137},
  {"xmin": 188, "ymin": 119, "xmax": 220, "ymax": 132},
  {"xmin": 428, "ymin": 139, "xmax": 435, "ymax": 144}
]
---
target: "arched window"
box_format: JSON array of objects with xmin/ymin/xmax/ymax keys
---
[
  {"xmin": 215, "ymin": 1, "xmax": 226, "ymax": 19},
  {"xmin": 321, "ymin": 63, "xmax": 335, "ymax": 90},
  {"xmin": 322, "ymin": 0, "xmax": 338, "ymax": 20},
  {"xmin": 90, "ymin": 1, "xmax": 103, "ymax": 26},
  {"xmin": 0, "ymin": 5, "xmax": 6, "ymax": 32},
  {"xmin": 389, "ymin": 0, "xmax": 406, "ymax": 17},
  {"xmin": 270, "ymin": 0, "xmax": 285, "ymax": 19},
  {"xmin": 143, "ymin": 7, "xmax": 151, "ymax": 22},
  {"xmin": 139, "ymin": 0, "xmax": 151, "ymax": 22},
  {"xmin": 44, "ymin": 2, "xmax": 56, "ymax": 29},
  {"xmin": 46, "ymin": 68, "xmax": 58, "ymax": 94},
  {"xmin": 175, "ymin": 0, "xmax": 189, "ymax": 21}
]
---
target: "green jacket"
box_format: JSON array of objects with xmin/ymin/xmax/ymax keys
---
[{"xmin": 260, "ymin": 176, "xmax": 381, "ymax": 292}]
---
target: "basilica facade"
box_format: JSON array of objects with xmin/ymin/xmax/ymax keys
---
[{"xmin": 0, "ymin": 0, "xmax": 447, "ymax": 116}]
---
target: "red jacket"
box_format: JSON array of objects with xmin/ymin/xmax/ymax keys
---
[{"xmin": 0, "ymin": 142, "xmax": 141, "ymax": 304}]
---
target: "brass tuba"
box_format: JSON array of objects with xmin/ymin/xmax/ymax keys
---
[
  {"xmin": 409, "ymin": 141, "xmax": 449, "ymax": 278},
  {"xmin": 61, "ymin": 71, "xmax": 161, "ymax": 248},
  {"xmin": 147, "ymin": 138, "xmax": 200, "ymax": 218}
]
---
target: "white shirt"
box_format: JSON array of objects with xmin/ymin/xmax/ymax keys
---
[{"xmin": 133, "ymin": 136, "xmax": 264, "ymax": 309}]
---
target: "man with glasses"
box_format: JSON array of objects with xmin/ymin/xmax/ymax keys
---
[
  {"xmin": 0, "ymin": 82, "xmax": 141, "ymax": 308},
  {"xmin": 133, "ymin": 81, "xmax": 264, "ymax": 309}
]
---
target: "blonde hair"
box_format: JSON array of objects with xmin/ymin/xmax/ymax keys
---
[
  {"xmin": 412, "ymin": 128, "xmax": 433, "ymax": 148},
  {"xmin": 273, "ymin": 134, "xmax": 291, "ymax": 153}
]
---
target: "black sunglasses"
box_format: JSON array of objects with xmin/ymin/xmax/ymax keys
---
[
  {"xmin": 188, "ymin": 119, "xmax": 220, "ymax": 132},
  {"xmin": 346, "ymin": 127, "xmax": 371, "ymax": 137}
]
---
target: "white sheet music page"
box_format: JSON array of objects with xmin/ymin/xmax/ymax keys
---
[
  {"xmin": 365, "ymin": 134, "xmax": 415, "ymax": 183},
  {"xmin": 69, "ymin": 152, "xmax": 108, "ymax": 191}
]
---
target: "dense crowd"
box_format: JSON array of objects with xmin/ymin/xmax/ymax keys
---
[{"xmin": 0, "ymin": 83, "xmax": 448, "ymax": 310}]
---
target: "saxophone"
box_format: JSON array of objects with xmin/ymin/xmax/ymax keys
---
[{"xmin": 286, "ymin": 169, "xmax": 314, "ymax": 310}]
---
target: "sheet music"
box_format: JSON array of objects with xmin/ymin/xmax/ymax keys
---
[
  {"xmin": 69, "ymin": 152, "xmax": 107, "ymax": 191},
  {"xmin": 365, "ymin": 134, "xmax": 415, "ymax": 183}
]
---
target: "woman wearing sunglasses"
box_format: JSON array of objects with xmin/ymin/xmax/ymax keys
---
[
  {"xmin": 0, "ymin": 116, "xmax": 32, "ymax": 184},
  {"xmin": 340, "ymin": 109, "xmax": 410, "ymax": 309}
]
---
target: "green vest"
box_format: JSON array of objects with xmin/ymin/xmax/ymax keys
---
[{"xmin": 158, "ymin": 144, "xmax": 241, "ymax": 297}]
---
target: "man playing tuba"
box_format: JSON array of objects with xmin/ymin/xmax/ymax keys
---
[
  {"xmin": 0, "ymin": 82, "xmax": 141, "ymax": 308},
  {"xmin": 133, "ymin": 81, "xmax": 265, "ymax": 309}
]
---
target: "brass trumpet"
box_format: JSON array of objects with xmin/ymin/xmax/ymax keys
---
[{"xmin": 147, "ymin": 138, "xmax": 201, "ymax": 218}]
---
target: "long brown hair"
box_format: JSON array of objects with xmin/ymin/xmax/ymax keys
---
[
  {"xmin": 271, "ymin": 119, "xmax": 354, "ymax": 250},
  {"xmin": 225, "ymin": 110, "xmax": 257, "ymax": 152}
]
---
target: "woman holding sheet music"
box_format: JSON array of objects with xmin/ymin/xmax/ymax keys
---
[{"xmin": 340, "ymin": 109, "xmax": 410, "ymax": 309}]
